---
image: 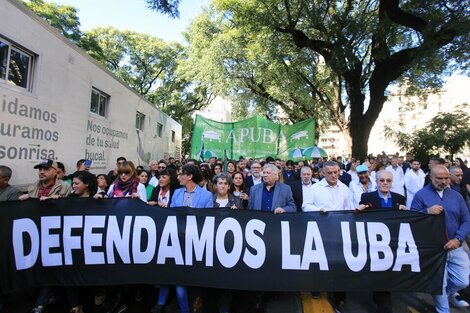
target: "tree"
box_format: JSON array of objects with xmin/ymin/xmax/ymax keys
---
[
  {"xmin": 21, "ymin": 0, "xmax": 82, "ymax": 44},
  {"xmin": 146, "ymin": 0, "xmax": 181, "ymax": 18},
  {"xmin": 183, "ymin": 0, "xmax": 470, "ymax": 160},
  {"xmin": 83, "ymin": 27, "xmax": 213, "ymax": 121},
  {"xmin": 385, "ymin": 105, "xmax": 470, "ymax": 161}
]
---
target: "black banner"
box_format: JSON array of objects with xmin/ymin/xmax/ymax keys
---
[{"xmin": 0, "ymin": 198, "xmax": 446, "ymax": 294}]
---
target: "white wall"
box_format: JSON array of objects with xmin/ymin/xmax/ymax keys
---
[{"xmin": 0, "ymin": 0, "xmax": 182, "ymax": 185}]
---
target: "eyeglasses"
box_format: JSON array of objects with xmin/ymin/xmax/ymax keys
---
[
  {"xmin": 119, "ymin": 170, "xmax": 131, "ymax": 175},
  {"xmin": 379, "ymin": 179, "xmax": 392, "ymax": 182},
  {"xmin": 158, "ymin": 166, "xmax": 166, "ymax": 169}
]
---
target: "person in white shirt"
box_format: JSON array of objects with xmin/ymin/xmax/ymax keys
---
[
  {"xmin": 349, "ymin": 164, "xmax": 377, "ymax": 207},
  {"xmin": 385, "ymin": 156, "xmax": 405, "ymax": 196},
  {"xmin": 404, "ymin": 160, "xmax": 425, "ymax": 208},
  {"xmin": 303, "ymin": 161, "xmax": 354, "ymax": 212}
]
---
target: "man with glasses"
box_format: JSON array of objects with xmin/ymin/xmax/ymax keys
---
[
  {"xmin": 411, "ymin": 165, "xmax": 470, "ymax": 311},
  {"xmin": 358, "ymin": 170, "xmax": 406, "ymax": 211},
  {"xmin": 355, "ymin": 170, "xmax": 406, "ymax": 313},
  {"xmin": 170, "ymin": 164, "xmax": 213, "ymax": 208},
  {"xmin": 245, "ymin": 162, "xmax": 263, "ymax": 190}
]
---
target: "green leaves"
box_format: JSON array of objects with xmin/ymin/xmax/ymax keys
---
[{"xmin": 385, "ymin": 105, "xmax": 470, "ymax": 159}]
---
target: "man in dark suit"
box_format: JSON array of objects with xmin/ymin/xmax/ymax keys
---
[
  {"xmin": 357, "ymin": 170, "xmax": 406, "ymax": 313},
  {"xmin": 288, "ymin": 166, "xmax": 314, "ymax": 211},
  {"xmin": 248, "ymin": 164, "xmax": 296, "ymax": 213},
  {"xmin": 359, "ymin": 170, "xmax": 406, "ymax": 211},
  {"xmin": 245, "ymin": 161, "xmax": 263, "ymax": 190}
]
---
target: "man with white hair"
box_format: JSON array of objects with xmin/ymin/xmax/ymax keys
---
[
  {"xmin": 386, "ymin": 156, "xmax": 405, "ymax": 196},
  {"xmin": 288, "ymin": 166, "xmax": 315, "ymax": 211},
  {"xmin": 248, "ymin": 164, "xmax": 296, "ymax": 213}
]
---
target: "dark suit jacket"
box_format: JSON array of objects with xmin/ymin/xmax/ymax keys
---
[
  {"xmin": 245, "ymin": 175, "xmax": 262, "ymax": 191},
  {"xmin": 360, "ymin": 191, "xmax": 406, "ymax": 209},
  {"xmin": 248, "ymin": 182, "xmax": 296, "ymax": 212},
  {"xmin": 287, "ymin": 180, "xmax": 315, "ymax": 211}
]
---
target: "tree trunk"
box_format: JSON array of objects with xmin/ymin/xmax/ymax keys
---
[{"xmin": 350, "ymin": 122, "xmax": 372, "ymax": 162}]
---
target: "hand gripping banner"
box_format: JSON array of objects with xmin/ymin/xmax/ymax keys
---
[{"xmin": 0, "ymin": 198, "xmax": 446, "ymax": 294}]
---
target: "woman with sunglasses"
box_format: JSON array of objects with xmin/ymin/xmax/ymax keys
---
[{"xmin": 107, "ymin": 161, "xmax": 147, "ymax": 201}]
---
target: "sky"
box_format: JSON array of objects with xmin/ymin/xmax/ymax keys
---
[{"xmin": 52, "ymin": 0, "xmax": 210, "ymax": 42}]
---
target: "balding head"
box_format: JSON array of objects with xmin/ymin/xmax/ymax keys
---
[{"xmin": 430, "ymin": 165, "xmax": 450, "ymax": 191}]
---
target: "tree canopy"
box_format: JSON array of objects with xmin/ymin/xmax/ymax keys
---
[
  {"xmin": 146, "ymin": 0, "xmax": 181, "ymax": 18},
  {"xmin": 385, "ymin": 105, "xmax": 470, "ymax": 161},
  {"xmin": 21, "ymin": 0, "xmax": 82, "ymax": 43},
  {"xmin": 183, "ymin": 0, "xmax": 470, "ymax": 159}
]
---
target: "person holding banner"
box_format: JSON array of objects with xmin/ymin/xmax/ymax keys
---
[
  {"xmin": 213, "ymin": 172, "xmax": 242, "ymax": 210},
  {"xmin": 411, "ymin": 165, "xmax": 470, "ymax": 312},
  {"xmin": 357, "ymin": 170, "xmax": 406, "ymax": 313},
  {"xmin": 247, "ymin": 163, "xmax": 296, "ymax": 312},
  {"xmin": 107, "ymin": 161, "xmax": 147, "ymax": 201},
  {"xmin": 247, "ymin": 164, "xmax": 296, "ymax": 214},
  {"xmin": 154, "ymin": 164, "xmax": 213, "ymax": 313},
  {"xmin": 302, "ymin": 161, "xmax": 353, "ymax": 311},
  {"xmin": 302, "ymin": 161, "xmax": 354, "ymax": 212},
  {"xmin": 358, "ymin": 170, "xmax": 406, "ymax": 212},
  {"xmin": 19, "ymin": 159, "xmax": 72, "ymax": 201}
]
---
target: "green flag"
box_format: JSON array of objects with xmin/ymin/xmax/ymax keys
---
[{"xmin": 190, "ymin": 115, "xmax": 316, "ymax": 160}]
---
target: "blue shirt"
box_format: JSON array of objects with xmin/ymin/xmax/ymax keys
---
[
  {"xmin": 377, "ymin": 190, "xmax": 393, "ymax": 208},
  {"xmin": 411, "ymin": 184, "xmax": 470, "ymax": 242},
  {"xmin": 261, "ymin": 184, "xmax": 275, "ymax": 212}
]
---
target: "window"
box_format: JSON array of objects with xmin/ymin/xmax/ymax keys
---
[
  {"xmin": 0, "ymin": 37, "xmax": 35, "ymax": 91},
  {"xmin": 136, "ymin": 112, "xmax": 145, "ymax": 130},
  {"xmin": 171, "ymin": 130, "xmax": 175, "ymax": 142},
  {"xmin": 90, "ymin": 88, "xmax": 109, "ymax": 117},
  {"xmin": 157, "ymin": 123, "xmax": 163, "ymax": 138}
]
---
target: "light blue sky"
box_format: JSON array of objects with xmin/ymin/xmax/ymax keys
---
[{"xmin": 52, "ymin": 0, "xmax": 209, "ymax": 42}]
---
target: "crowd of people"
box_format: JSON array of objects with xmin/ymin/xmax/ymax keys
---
[{"xmin": 0, "ymin": 152, "xmax": 470, "ymax": 313}]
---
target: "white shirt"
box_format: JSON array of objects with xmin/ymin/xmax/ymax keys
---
[
  {"xmin": 301, "ymin": 182, "xmax": 315, "ymax": 211},
  {"xmin": 385, "ymin": 165, "xmax": 405, "ymax": 196},
  {"xmin": 349, "ymin": 179, "xmax": 377, "ymax": 207},
  {"xmin": 303, "ymin": 179, "xmax": 354, "ymax": 212},
  {"xmin": 404, "ymin": 168, "xmax": 425, "ymax": 208},
  {"xmin": 252, "ymin": 175, "xmax": 263, "ymax": 186}
]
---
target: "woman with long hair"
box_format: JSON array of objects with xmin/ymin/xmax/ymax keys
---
[
  {"xmin": 148, "ymin": 169, "xmax": 179, "ymax": 207},
  {"xmin": 95, "ymin": 174, "xmax": 110, "ymax": 198},
  {"xmin": 212, "ymin": 164, "xmax": 222, "ymax": 177},
  {"xmin": 230, "ymin": 171, "xmax": 248, "ymax": 209},
  {"xmin": 149, "ymin": 168, "xmax": 189, "ymax": 313},
  {"xmin": 107, "ymin": 161, "xmax": 147, "ymax": 201},
  {"xmin": 226, "ymin": 160, "xmax": 236, "ymax": 176}
]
